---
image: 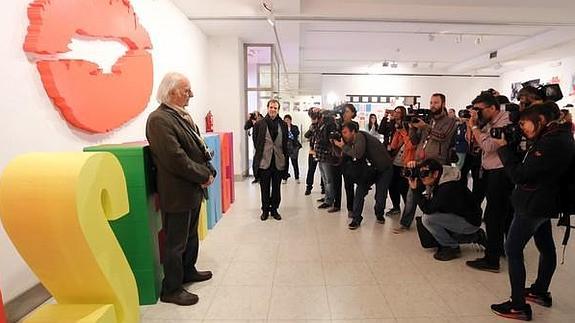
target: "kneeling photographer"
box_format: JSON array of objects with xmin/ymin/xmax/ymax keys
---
[
  {"xmin": 333, "ymin": 122, "xmax": 393, "ymax": 230},
  {"xmin": 406, "ymin": 159, "xmax": 484, "ymax": 261},
  {"xmin": 489, "ymin": 102, "xmax": 575, "ymax": 321}
]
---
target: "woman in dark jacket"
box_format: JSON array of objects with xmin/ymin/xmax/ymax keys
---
[
  {"xmin": 284, "ymin": 114, "xmax": 302, "ymax": 183},
  {"xmin": 253, "ymin": 100, "xmax": 289, "ymax": 221},
  {"xmin": 490, "ymin": 102, "xmax": 575, "ymax": 321}
]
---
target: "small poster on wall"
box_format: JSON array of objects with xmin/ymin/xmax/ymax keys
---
[
  {"xmin": 282, "ymin": 102, "xmax": 290, "ymax": 112},
  {"xmin": 511, "ymin": 82, "xmax": 523, "ymax": 101}
]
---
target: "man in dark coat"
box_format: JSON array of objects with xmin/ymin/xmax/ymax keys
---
[
  {"xmin": 146, "ymin": 72, "xmax": 215, "ymax": 306},
  {"xmin": 252, "ymin": 99, "xmax": 289, "ymax": 221}
]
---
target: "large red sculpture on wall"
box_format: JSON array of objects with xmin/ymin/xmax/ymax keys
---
[{"xmin": 23, "ymin": 0, "xmax": 153, "ymax": 133}]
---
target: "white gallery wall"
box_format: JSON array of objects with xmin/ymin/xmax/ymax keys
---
[
  {"xmin": 322, "ymin": 74, "xmax": 500, "ymax": 111},
  {"xmin": 207, "ymin": 37, "xmax": 246, "ymax": 176},
  {"xmin": 499, "ymin": 56, "xmax": 575, "ymax": 107},
  {"xmin": 0, "ymin": 0, "xmax": 210, "ymax": 301}
]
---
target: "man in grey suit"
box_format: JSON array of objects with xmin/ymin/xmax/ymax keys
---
[{"xmin": 146, "ymin": 72, "xmax": 215, "ymax": 306}]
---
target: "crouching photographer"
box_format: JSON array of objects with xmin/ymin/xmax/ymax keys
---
[
  {"xmin": 333, "ymin": 121, "xmax": 393, "ymax": 230},
  {"xmin": 406, "ymin": 159, "xmax": 485, "ymax": 261},
  {"xmin": 489, "ymin": 102, "xmax": 575, "ymax": 321}
]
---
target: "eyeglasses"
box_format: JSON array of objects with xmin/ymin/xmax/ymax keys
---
[{"xmin": 183, "ymin": 89, "xmax": 193, "ymax": 97}]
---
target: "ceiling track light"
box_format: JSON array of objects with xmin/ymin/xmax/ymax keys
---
[
  {"xmin": 475, "ymin": 35, "xmax": 483, "ymax": 45},
  {"xmin": 428, "ymin": 34, "xmax": 435, "ymax": 42},
  {"xmin": 382, "ymin": 60, "xmax": 390, "ymax": 67},
  {"xmin": 455, "ymin": 34, "xmax": 463, "ymax": 44},
  {"xmin": 391, "ymin": 61, "xmax": 398, "ymax": 68}
]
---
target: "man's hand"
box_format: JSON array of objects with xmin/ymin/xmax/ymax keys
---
[
  {"xmin": 406, "ymin": 161, "xmax": 417, "ymax": 169},
  {"xmin": 408, "ymin": 177, "xmax": 418, "ymax": 189},
  {"xmin": 332, "ymin": 138, "xmax": 345, "ymax": 148},
  {"xmin": 412, "ymin": 119, "xmax": 427, "ymax": 129},
  {"xmin": 467, "ymin": 109, "xmax": 479, "ymax": 129},
  {"xmin": 202, "ymin": 175, "xmax": 215, "ymax": 188}
]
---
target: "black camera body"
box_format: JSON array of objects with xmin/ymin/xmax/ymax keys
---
[
  {"xmin": 458, "ymin": 110, "xmax": 471, "ymax": 119},
  {"xmin": 249, "ymin": 112, "xmax": 258, "ymax": 121},
  {"xmin": 405, "ymin": 108, "xmax": 431, "ymax": 124},
  {"xmin": 401, "ymin": 167, "xmax": 421, "ymax": 179},
  {"xmin": 490, "ymin": 124, "xmax": 522, "ymax": 146}
]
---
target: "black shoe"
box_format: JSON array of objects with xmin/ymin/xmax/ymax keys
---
[
  {"xmin": 525, "ymin": 287, "xmax": 552, "ymax": 307},
  {"xmin": 348, "ymin": 220, "xmax": 361, "ymax": 230},
  {"xmin": 317, "ymin": 197, "xmax": 325, "ymax": 202},
  {"xmin": 327, "ymin": 207, "xmax": 341, "ymax": 213},
  {"xmin": 321, "ymin": 189, "xmax": 325, "ymax": 194},
  {"xmin": 318, "ymin": 203, "xmax": 331, "ymax": 209},
  {"xmin": 271, "ymin": 210, "xmax": 282, "ymax": 220},
  {"xmin": 466, "ymin": 257, "xmax": 500, "ymax": 273},
  {"xmin": 376, "ymin": 215, "xmax": 385, "ymax": 224},
  {"xmin": 491, "ymin": 300, "xmax": 532, "ymax": 321},
  {"xmin": 385, "ymin": 208, "xmax": 401, "ymax": 217},
  {"xmin": 251, "ymin": 178, "xmax": 259, "ymax": 184},
  {"xmin": 305, "ymin": 188, "xmax": 312, "ymax": 195},
  {"xmin": 161, "ymin": 289, "xmax": 199, "ymax": 306},
  {"xmin": 261, "ymin": 212, "xmax": 269, "ymax": 221},
  {"xmin": 433, "ymin": 246, "xmax": 461, "ymax": 261},
  {"xmin": 184, "ymin": 271, "xmax": 213, "ymax": 284}
]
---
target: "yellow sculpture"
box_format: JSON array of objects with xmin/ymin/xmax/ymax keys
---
[{"xmin": 0, "ymin": 153, "xmax": 139, "ymax": 322}]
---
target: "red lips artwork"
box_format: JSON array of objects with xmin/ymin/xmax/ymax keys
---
[{"xmin": 23, "ymin": 0, "xmax": 153, "ymax": 133}]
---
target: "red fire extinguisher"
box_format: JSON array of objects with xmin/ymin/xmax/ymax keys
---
[{"xmin": 205, "ymin": 110, "xmax": 214, "ymax": 132}]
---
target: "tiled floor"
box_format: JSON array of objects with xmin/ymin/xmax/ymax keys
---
[{"xmin": 141, "ymin": 177, "xmax": 575, "ymax": 323}]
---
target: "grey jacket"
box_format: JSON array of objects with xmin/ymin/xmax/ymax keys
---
[
  {"xmin": 342, "ymin": 131, "xmax": 392, "ymax": 172},
  {"xmin": 410, "ymin": 110, "xmax": 457, "ymax": 164}
]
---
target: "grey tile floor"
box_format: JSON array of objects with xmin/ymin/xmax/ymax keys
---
[{"xmin": 141, "ymin": 176, "xmax": 575, "ymax": 323}]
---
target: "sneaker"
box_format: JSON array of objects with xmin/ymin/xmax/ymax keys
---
[
  {"xmin": 433, "ymin": 246, "xmax": 461, "ymax": 261},
  {"xmin": 491, "ymin": 300, "xmax": 532, "ymax": 321},
  {"xmin": 376, "ymin": 215, "xmax": 385, "ymax": 224},
  {"xmin": 327, "ymin": 207, "xmax": 341, "ymax": 213},
  {"xmin": 260, "ymin": 212, "xmax": 269, "ymax": 221},
  {"xmin": 385, "ymin": 208, "xmax": 401, "ymax": 217},
  {"xmin": 317, "ymin": 197, "xmax": 325, "ymax": 203},
  {"xmin": 251, "ymin": 178, "xmax": 259, "ymax": 184},
  {"xmin": 392, "ymin": 225, "xmax": 409, "ymax": 234},
  {"xmin": 525, "ymin": 287, "xmax": 552, "ymax": 307},
  {"xmin": 304, "ymin": 189, "xmax": 312, "ymax": 196},
  {"xmin": 466, "ymin": 257, "xmax": 500, "ymax": 273},
  {"xmin": 318, "ymin": 203, "xmax": 331, "ymax": 209},
  {"xmin": 348, "ymin": 220, "xmax": 361, "ymax": 230},
  {"xmin": 321, "ymin": 189, "xmax": 326, "ymax": 195},
  {"xmin": 271, "ymin": 210, "xmax": 282, "ymax": 221}
]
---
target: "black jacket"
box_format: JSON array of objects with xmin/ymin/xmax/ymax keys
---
[
  {"xmin": 342, "ymin": 131, "xmax": 392, "ymax": 172},
  {"xmin": 252, "ymin": 115, "xmax": 289, "ymax": 178},
  {"xmin": 286, "ymin": 125, "xmax": 302, "ymax": 150},
  {"xmin": 413, "ymin": 167, "xmax": 482, "ymax": 227},
  {"xmin": 498, "ymin": 123, "xmax": 575, "ymax": 218}
]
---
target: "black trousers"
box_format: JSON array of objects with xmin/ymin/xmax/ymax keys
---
[
  {"xmin": 306, "ymin": 154, "xmax": 324, "ymax": 191},
  {"xmin": 161, "ymin": 207, "xmax": 201, "ymax": 295},
  {"xmin": 259, "ymin": 159, "xmax": 283, "ymax": 213},
  {"xmin": 332, "ymin": 164, "xmax": 354, "ymax": 211},
  {"xmin": 389, "ymin": 165, "xmax": 408, "ymax": 210},
  {"xmin": 483, "ymin": 168, "xmax": 514, "ymax": 264},
  {"xmin": 459, "ymin": 153, "xmax": 486, "ymax": 205},
  {"xmin": 506, "ymin": 215, "xmax": 556, "ymax": 306},
  {"xmin": 286, "ymin": 155, "xmax": 300, "ymax": 179}
]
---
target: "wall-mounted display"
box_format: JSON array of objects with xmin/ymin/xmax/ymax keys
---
[{"xmin": 23, "ymin": 0, "xmax": 153, "ymax": 133}]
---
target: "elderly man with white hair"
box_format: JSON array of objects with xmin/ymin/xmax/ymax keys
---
[{"xmin": 146, "ymin": 72, "xmax": 216, "ymax": 306}]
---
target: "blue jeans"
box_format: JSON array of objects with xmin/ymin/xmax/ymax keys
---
[
  {"xmin": 422, "ymin": 212, "xmax": 479, "ymax": 248},
  {"xmin": 506, "ymin": 215, "xmax": 556, "ymax": 306},
  {"xmin": 352, "ymin": 167, "xmax": 393, "ymax": 222},
  {"xmin": 399, "ymin": 189, "xmax": 417, "ymax": 227},
  {"xmin": 319, "ymin": 162, "xmax": 335, "ymax": 205}
]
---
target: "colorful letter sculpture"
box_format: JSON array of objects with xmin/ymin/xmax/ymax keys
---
[
  {"xmin": 23, "ymin": 0, "xmax": 153, "ymax": 133},
  {"xmin": 0, "ymin": 288, "xmax": 6, "ymax": 323},
  {"xmin": 219, "ymin": 132, "xmax": 234, "ymax": 213},
  {"xmin": 0, "ymin": 152, "xmax": 139, "ymax": 322},
  {"xmin": 204, "ymin": 134, "xmax": 222, "ymax": 229},
  {"xmin": 84, "ymin": 143, "xmax": 162, "ymax": 305}
]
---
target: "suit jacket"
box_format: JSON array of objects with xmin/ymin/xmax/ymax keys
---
[
  {"xmin": 252, "ymin": 116, "xmax": 289, "ymax": 178},
  {"xmin": 146, "ymin": 104, "xmax": 214, "ymax": 213}
]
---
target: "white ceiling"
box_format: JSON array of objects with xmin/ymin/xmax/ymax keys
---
[{"xmin": 171, "ymin": 0, "xmax": 575, "ymax": 95}]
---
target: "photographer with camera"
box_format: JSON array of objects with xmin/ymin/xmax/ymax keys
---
[
  {"xmin": 394, "ymin": 93, "xmax": 457, "ymax": 233},
  {"xmin": 465, "ymin": 92, "xmax": 513, "ymax": 273},
  {"xmin": 283, "ymin": 114, "xmax": 302, "ymax": 184},
  {"xmin": 304, "ymin": 107, "xmax": 325, "ymax": 196},
  {"xmin": 406, "ymin": 158, "xmax": 484, "ymax": 261},
  {"xmin": 458, "ymin": 105, "xmax": 486, "ymax": 205},
  {"xmin": 333, "ymin": 121, "xmax": 393, "ymax": 229},
  {"xmin": 245, "ymin": 111, "xmax": 263, "ymax": 183},
  {"xmin": 314, "ymin": 109, "xmax": 341, "ymax": 210},
  {"xmin": 489, "ymin": 102, "xmax": 575, "ymax": 321},
  {"xmin": 387, "ymin": 106, "xmax": 415, "ymax": 217}
]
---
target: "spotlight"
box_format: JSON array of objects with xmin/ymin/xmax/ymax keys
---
[
  {"xmin": 475, "ymin": 36, "xmax": 483, "ymax": 45},
  {"xmin": 390, "ymin": 61, "xmax": 398, "ymax": 68},
  {"xmin": 382, "ymin": 60, "xmax": 390, "ymax": 67},
  {"xmin": 455, "ymin": 34, "xmax": 463, "ymax": 44},
  {"xmin": 428, "ymin": 34, "xmax": 435, "ymax": 42}
]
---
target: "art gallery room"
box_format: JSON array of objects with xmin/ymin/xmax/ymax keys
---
[{"xmin": 2, "ymin": 0, "xmax": 575, "ymax": 322}]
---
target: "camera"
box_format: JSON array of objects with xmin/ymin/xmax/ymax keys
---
[
  {"xmin": 249, "ymin": 112, "xmax": 258, "ymax": 121},
  {"xmin": 405, "ymin": 108, "xmax": 431, "ymax": 124},
  {"xmin": 520, "ymin": 83, "xmax": 564, "ymax": 103},
  {"xmin": 329, "ymin": 130, "xmax": 342, "ymax": 141},
  {"xmin": 401, "ymin": 167, "xmax": 433, "ymax": 179},
  {"xmin": 458, "ymin": 110, "xmax": 471, "ymax": 119},
  {"xmin": 503, "ymin": 103, "xmax": 520, "ymax": 123},
  {"xmin": 490, "ymin": 123, "xmax": 522, "ymax": 146}
]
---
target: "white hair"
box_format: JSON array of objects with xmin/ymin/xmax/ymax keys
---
[{"xmin": 156, "ymin": 72, "xmax": 189, "ymax": 105}]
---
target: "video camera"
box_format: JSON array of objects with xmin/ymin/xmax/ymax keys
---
[
  {"xmin": 405, "ymin": 107, "xmax": 431, "ymax": 124},
  {"xmin": 521, "ymin": 83, "xmax": 564, "ymax": 103}
]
